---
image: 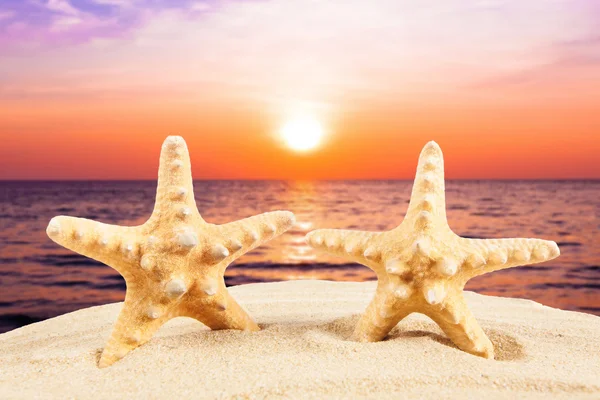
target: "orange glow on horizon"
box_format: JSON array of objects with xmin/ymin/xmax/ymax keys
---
[{"xmin": 0, "ymin": 95, "xmax": 599, "ymax": 180}]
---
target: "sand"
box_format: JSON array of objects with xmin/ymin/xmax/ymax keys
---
[{"xmin": 0, "ymin": 280, "xmax": 599, "ymax": 399}]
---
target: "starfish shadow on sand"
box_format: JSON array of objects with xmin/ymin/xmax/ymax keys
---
[{"xmin": 312, "ymin": 314, "xmax": 525, "ymax": 362}]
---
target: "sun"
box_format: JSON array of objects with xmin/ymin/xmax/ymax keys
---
[{"xmin": 280, "ymin": 116, "xmax": 324, "ymax": 152}]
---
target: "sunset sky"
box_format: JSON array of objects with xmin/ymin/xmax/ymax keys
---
[{"xmin": 0, "ymin": 0, "xmax": 599, "ymax": 179}]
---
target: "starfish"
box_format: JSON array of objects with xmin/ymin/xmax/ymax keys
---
[
  {"xmin": 46, "ymin": 136, "xmax": 295, "ymax": 368},
  {"xmin": 305, "ymin": 141, "xmax": 560, "ymax": 359}
]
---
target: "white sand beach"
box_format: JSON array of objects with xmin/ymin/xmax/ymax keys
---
[{"xmin": 1, "ymin": 280, "xmax": 599, "ymax": 399}]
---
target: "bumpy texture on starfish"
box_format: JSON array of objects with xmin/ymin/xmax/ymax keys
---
[
  {"xmin": 305, "ymin": 141, "xmax": 560, "ymax": 359},
  {"xmin": 46, "ymin": 136, "xmax": 295, "ymax": 368}
]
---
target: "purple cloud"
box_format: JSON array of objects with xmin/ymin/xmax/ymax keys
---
[{"xmin": 0, "ymin": 0, "xmax": 215, "ymax": 50}]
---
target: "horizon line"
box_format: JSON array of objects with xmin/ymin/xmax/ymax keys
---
[{"xmin": 1, "ymin": 178, "xmax": 599, "ymax": 182}]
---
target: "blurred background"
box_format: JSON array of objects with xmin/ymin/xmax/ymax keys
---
[{"xmin": 0, "ymin": 0, "xmax": 598, "ymax": 333}]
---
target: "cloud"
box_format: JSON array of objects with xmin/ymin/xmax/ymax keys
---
[
  {"xmin": 91, "ymin": 0, "xmax": 138, "ymax": 7},
  {"xmin": 0, "ymin": 0, "xmax": 598, "ymax": 106},
  {"xmin": 555, "ymin": 35, "xmax": 600, "ymax": 67},
  {"xmin": 46, "ymin": 0, "xmax": 80, "ymax": 16},
  {"xmin": 189, "ymin": 2, "xmax": 211, "ymax": 12},
  {"xmin": 50, "ymin": 16, "xmax": 83, "ymax": 31},
  {"xmin": 472, "ymin": 32, "xmax": 600, "ymax": 89},
  {"xmin": 0, "ymin": 11, "xmax": 16, "ymax": 20},
  {"xmin": 555, "ymin": 35, "xmax": 600, "ymax": 53}
]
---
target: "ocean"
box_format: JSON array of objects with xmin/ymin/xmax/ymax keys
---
[{"xmin": 0, "ymin": 180, "xmax": 598, "ymax": 333}]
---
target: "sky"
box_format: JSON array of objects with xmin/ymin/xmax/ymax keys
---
[{"xmin": 0, "ymin": 0, "xmax": 599, "ymax": 180}]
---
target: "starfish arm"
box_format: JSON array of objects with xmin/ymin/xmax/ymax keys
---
[
  {"xmin": 98, "ymin": 287, "xmax": 166, "ymax": 368},
  {"xmin": 426, "ymin": 292, "xmax": 494, "ymax": 359},
  {"xmin": 206, "ymin": 211, "xmax": 296, "ymax": 262},
  {"xmin": 352, "ymin": 283, "xmax": 412, "ymax": 342},
  {"xmin": 46, "ymin": 216, "xmax": 140, "ymax": 276},
  {"xmin": 404, "ymin": 141, "xmax": 448, "ymax": 224},
  {"xmin": 460, "ymin": 237, "xmax": 560, "ymax": 279},
  {"xmin": 180, "ymin": 289, "xmax": 259, "ymax": 332},
  {"xmin": 305, "ymin": 229, "xmax": 384, "ymax": 272},
  {"xmin": 153, "ymin": 136, "xmax": 199, "ymax": 217}
]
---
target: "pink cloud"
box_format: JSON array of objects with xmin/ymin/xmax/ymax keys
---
[
  {"xmin": 0, "ymin": 10, "xmax": 16, "ymax": 20},
  {"xmin": 45, "ymin": 0, "xmax": 80, "ymax": 16}
]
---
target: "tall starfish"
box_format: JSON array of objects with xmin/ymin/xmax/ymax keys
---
[
  {"xmin": 305, "ymin": 141, "xmax": 560, "ymax": 359},
  {"xmin": 46, "ymin": 136, "xmax": 295, "ymax": 368}
]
